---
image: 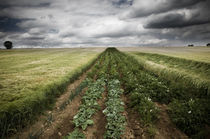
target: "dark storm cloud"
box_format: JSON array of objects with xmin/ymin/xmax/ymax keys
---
[
  {"xmin": 145, "ymin": 13, "xmax": 210, "ymax": 28},
  {"xmin": 0, "ymin": 0, "xmax": 51, "ymax": 7},
  {"xmin": 126, "ymin": 0, "xmax": 206, "ymax": 18},
  {"xmin": 149, "ymin": 23, "xmax": 210, "ymax": 45},
  {"xmin": 168, "ymin": 0, "xmax": 204, "ymax": 9},
  {"xmin": 0, "ymin": 3, "xmax": 50, "ymax": 9},
  {"xmin": 144, "ymin": 0, "xmax": 210, "ymax": 29},
  {"xmin": 0, "ymin": 17, "xmax": 34, "ymax": 32}
]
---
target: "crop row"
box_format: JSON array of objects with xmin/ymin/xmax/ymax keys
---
[
  {"xmin": 63, "ymin": 48, "xmax": 209, "ymax": 138},
  {"xmin": 122, "ymin": 53, "xmax": 209, "ymax": 137},
  {"xmin": 64, "ymin": 48, "xmax": 172, "ymax": 138},
  {"xmin": 106, "ymin": 48, "xmax": 160, "ymax": 126},
  {"xmin": 100, "ymin": 49, "xmax": 127, "ymax": 138},
  {"xmin": 59, "ymin": 78, "xmax": 90, "ymax": 111},
  {"xmin": 102, "ymin": 49, "xmax": 127, "ymax": 138},
  {"xmin": 103, "ymin": 79, "xmax": 126, "ymax": 138},
  {"xmin": 73, "ymin": 78, "xmax": 105, "ymax": 130},
  {"xmin": 65, "ymin": 48, "xmax": 128, "ymax": 138},
  {"xmin": 64, "ymin": 50, "xmax": 109, "ymax": 138},
  {"xmin": 109, "ymin": 48, "xmax": 209, "ymax": 137},
  {"xmin": 64, "ymin": 48, "xmax": 163, "ymax": 138}
]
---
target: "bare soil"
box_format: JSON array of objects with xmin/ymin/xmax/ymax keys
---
[{"xmin": 47, "ymin": 88, "xmax": 87, "ymax": 139}]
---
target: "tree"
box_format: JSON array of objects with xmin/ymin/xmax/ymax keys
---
[
  {"xmin": 4, "ymin": 41, "xmax": 13, "ymax": 49},
  {"xmin": 207, "ymin": 43, "xmax": 210, "ymax": 47}
]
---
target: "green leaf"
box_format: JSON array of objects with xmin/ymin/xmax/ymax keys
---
[{"xmin": 86, "ymin": 119, "xmax": 94, "ymax": 125}]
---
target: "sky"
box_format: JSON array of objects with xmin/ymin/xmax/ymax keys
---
[{"xmin": 0, "ymin": 0, "xmax": 210, "ymax": 48}]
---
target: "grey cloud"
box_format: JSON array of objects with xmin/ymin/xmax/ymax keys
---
[
  {"xmin": 26, "ymin": 36, "xmax": 45, "ymax": 40},
  {"xmin": 151, "ymin": 23, "xmax": 210, "ymax": 45},
  {"xmin": 111, "ymin": 0, "xmax": 133, "ymax": 7},
  {"xmin": 93, "ymin": 27, "xmax": 136, "ymax": 38},
  {"xmin": 0, "ymin": 17, "xmax": 34, "ymax": 32},
  {"xmin": 0, "ymin": 32, "xmax": 7, "ymax": 38},
  {"xmin": 60, "ymin": 32, "xmax": 76, "ymax": 38},
  {"xmin": 144, "ymin": 0, "xmax": 210, "ymax": 29},
  {"xmin": 145, "ymin": 12, "xmax": 210, "ymax": 28},
  {"xmin": 0, "ymin": 0, "xmax": 51, "ymax": 7},
  {"xmin": 0, "ymin": 0, "xmax": 210, "ymax": 48},
  {"xmin": 95, "ymin": 31, "xmax": 133, "ymax": 38},
  {"xmin": 125, "ymin": 0, "xmax": 205, "ymax": 18},
  {"xmin": 16, "ymin": 19, "xmax": 54, "ymax": 30}
]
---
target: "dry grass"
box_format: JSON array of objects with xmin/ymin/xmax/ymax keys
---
[
  {"xmin": 0, "ymin": 48, "xmax": 104, "ymax": 105},
  {"xmin": 118, "ymin": 46, "xmax": 210, "ymax": 63}
]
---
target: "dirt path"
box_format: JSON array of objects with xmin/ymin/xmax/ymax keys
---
[
  {"xmin": 83, "ymin": 87, "xmax": 107, "ymax": 138},
  {"xmin": 10, "ymin": 68, "xmax": 91, "ymax": 139},
  {"xmin": 154, "ymin": 103, "xmax": 188, "ymax": 139}
]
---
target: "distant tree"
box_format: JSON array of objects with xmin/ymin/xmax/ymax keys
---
[
  {"xmin": 188, "ymin": 44, "xmax": 194, "ymax": 47},
  {"xmin": 4, "ymin": 41, "xmax": 13, "ymax": 49},
  {"xmin": 207, "ymin": 43, "xmax": 210, "ymax": 47}
]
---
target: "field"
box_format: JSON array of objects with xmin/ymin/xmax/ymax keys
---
[
  {"xmin": 0, "ymin": 48, "xmax": 104, "ymax": 137},
  {"xmin": 119, "ymin": 47, "xmax": 210, "ymax": 93},
  {"xmin": 118, "ymin": 47, "xmax": 210, "ymax": 63},
  {"xmin": 0, "ymin": 47, "xmax": 210, "ymax": 139}
]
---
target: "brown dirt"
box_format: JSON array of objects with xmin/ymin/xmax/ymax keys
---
[
  {"xmin": 10, "ymin": 67, "xmax": 91, "ymax": 139},
  {"xmin": 121, "ymin": 94, "xmax": 143, "ymax": 139},
  {"xmin": 83, "ymin": 87, "xmax": 107, "ymax": 139},
  {"xmin": 154, "ymin": 103, "xmax": 188, "ymax": 139},
  {"xmin": 47, "ymin": 88, "xmax": 87, "ymax": 139}
]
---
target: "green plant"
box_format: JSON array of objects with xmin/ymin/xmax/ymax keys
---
[
  {"xmin": 130, "ymin": 93, "xmax": 159, "ymax": 125},
  {"xmin": 73, "ymin": 78, "xmax": 105, "ymax": 130},
  {"xmin": 59, "ymin": 78, "xmax": 90, "ymax": 110},
  {"xmin": 64, "ymin": 129, "xmax": 85, "ymax": 139},
  {"xmin": 147, "ymin": 125, "xmax": 157, "ymax": 137},
  {"xmin": 168, "ymin": 98, "xmax": 209, "ymax": 136},
  {"xmin": 103, "ymin": 79, "xmax": 126, "ymax": 139}
]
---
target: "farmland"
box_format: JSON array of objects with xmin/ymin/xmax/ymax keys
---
[
  {"xmin": 118, "ymin": 47, "xmax": 210, "ymax": 63},
  {"xmin": 119, "ymin": 47, "xmax": 210, "ymax": 100},
  {"xmin": 0, "ymin": 48, "xmax": 104, "ymax": 137},
  {"xmin": 0, "ymin": 47, "xmax": 210, "ymax": 138}
]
